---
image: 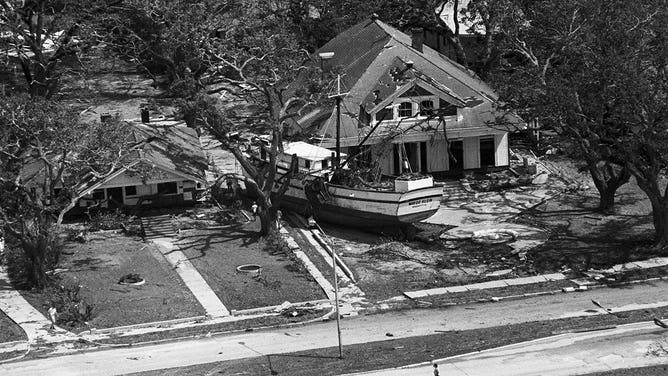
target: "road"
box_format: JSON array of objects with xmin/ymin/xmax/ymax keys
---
[
  {"xmin": 346, "ymin": 322, "xmax": 668, "ymax": 376},
  {"xmin": 3, "ymin": 280, "xmax": 668, "ymax": 376}
]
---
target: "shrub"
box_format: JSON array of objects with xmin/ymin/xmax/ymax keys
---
[
  {"xmin": 88, "ymin": 209, "xmax": 142, "ymax": 236},
  {"xmin": 48, "ymin": 283, "xmax": 95, "ymax": 328}
]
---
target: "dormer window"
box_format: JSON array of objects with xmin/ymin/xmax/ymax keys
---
[
  {"xmin": 398, "ymin": 102, "xmax": 413, "ymax": 118},
  {"xmin": 420, "ymin": 100, "xmax": 434, "ymax": 115}
]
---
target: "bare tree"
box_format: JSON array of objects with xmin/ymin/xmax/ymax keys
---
[{"xmin": 0, "ymin": 0, "xmax": 116, "ymax": 98}]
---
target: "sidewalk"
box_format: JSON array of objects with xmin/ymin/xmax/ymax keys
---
[{"xmin": 0, "ymin": 266, "xmax": 77, "ymax": 346}]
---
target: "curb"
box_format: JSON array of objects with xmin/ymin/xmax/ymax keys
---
[
  {"xmin": 0, "ymin": 340, "xmax": 28, "ymax": 354},
  {"xmin": 83, "ymin": 315, "xmax": 208, "ymax": 336}
]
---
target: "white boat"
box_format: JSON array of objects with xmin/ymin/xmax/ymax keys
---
[
  {"xmin": 244, "ymin": 75, "xmax": 442, "ymax": 230},
  {"xmin": 258, "ymin": 141, "xmax": 442, "ymax": 230}
]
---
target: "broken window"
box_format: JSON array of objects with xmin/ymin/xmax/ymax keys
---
[
  {"xmin": 420, "ymin": 100, "xmax": 434, "ymax": 116},
  {"xmin": 157, "ymin": 182, "xmax": 178, "ymax": 194}
]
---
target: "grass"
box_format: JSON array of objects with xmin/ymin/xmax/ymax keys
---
[
  {"xmin": 0, "ymin": 309, "xmax": 25, "ymax": 343},
  {"xmin": 176, "ymin": 220, "xmax": 325, "ymax": 310},
  {"xmin": 20, "ymin": 232, "xmax": 205, "ymax": 332},
  {"xmin": 127, "ymin": 305, "xmax": 668, "ymax": 376},
  {"xmin": 586, "ymin": 365, "xmax": 668, "ymax": 375}
]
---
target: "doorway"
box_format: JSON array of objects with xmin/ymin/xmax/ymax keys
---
[
  {"xmin": 106, "ymin": 187, "xmax": 123, "ymax": 208},
  {"xmin": 449, "ymin": 140, "xmax": 463, "ymax": 171}
]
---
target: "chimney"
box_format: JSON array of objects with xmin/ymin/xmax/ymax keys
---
[
  {"xmin": 411, "ymin": 27, "xmax": 424, "ymax": 52},
  {"xmin": 100, "ymin": 112, "xmax": 112, "ymax": 123},
  {"xmin": 140, "ymin": 108, "xmax": 149, "ymax": 123},
  {"xmin": 371, "ymin": 13, "xmax": 379, "ymax": 21}
]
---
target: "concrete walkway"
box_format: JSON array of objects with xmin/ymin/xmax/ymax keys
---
[
  {"xmin": 0, "ymin": 266, "xmax": 76, "ymax": 345},
  {"xmin": 151, "ymin": 238, "xmax": 230, "ymax": 318}
]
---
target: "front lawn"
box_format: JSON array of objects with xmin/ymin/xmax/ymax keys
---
[
  {"xmin": 0, "ymin": 309, "xmax": 25, "ymax": 343},
  {"xmin": 176, "ymin": 220, "xmax": 325, "ymax": 310},
  {"xmin": 21, "ymin": 232, "xmax": 205, "ymax": 332}
]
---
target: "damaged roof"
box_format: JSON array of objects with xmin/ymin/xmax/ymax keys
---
[
  {"xmin": 290, "ymin": 16, "xmax": 520, "ymax": 142},
  {"xmin": 21, "ymin": 120, "xmax": 207, "ymax": 194}
]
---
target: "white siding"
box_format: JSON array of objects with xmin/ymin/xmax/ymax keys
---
[
  {"xmin": 463, "ymin": 137, "xmax": 480, "ymax": 169},
  {"xmin": 495, "ymin": 133, "xmax": 509, "ymax": 167}
]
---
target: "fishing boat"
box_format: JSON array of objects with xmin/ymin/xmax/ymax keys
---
[
  {"xmin": 244, "ymin": 75, "xmax": 442, "ymax": 232},
  {"xmin": 270, "ymin": 142, "xmax": 442, "ymax": 230}
]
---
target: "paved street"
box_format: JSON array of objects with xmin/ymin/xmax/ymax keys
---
[
  {"xmin": 3, "ymin": 280, "xmax": 668, "ymax": 375},
  {"xmin": 346, "ymin": 322, "xmax": 668, "ymax": 376}
]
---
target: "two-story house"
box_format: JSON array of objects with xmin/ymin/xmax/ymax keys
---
[{"xmin": 287, "ymin": 14, "xmax": 521, "ymax": 179}]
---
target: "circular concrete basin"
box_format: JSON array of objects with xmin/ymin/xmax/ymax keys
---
[
  {"xmin": 236, "ymin": 264, "xmax": 262, "ymax": 273},
  {"xmin": 471, "ymin": 229, "xmax": 518, "ymax": 244}
]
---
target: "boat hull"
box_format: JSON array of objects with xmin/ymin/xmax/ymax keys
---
[{"xmin": 272, "ymin": 166, "xmax": 442, "ymax": 228}]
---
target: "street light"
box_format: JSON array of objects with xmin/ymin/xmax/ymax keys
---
[{"xmin": 318, "ymin": 52, "xmax": 335, "ymax": 80}]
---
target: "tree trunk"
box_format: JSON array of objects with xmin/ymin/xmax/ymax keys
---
[
  {"xmin": 634, "ymin": 173, "xmax": 668, "ymax": 249},
  {"xmin": 597, "ymin": 189, "xmax": 616, "ymax": 213},
  {"xmin": 22, "ymin": 236, "xmax": 49, "ymax": 289},
  {"xmin": 257, "ymin": 209, "xmax": 278, "ymax": 237},
  {"xmin": 31, "ymin": 255, "xmax": 48, "ymax": 290},
  {"xmin": 587, "ymin": 160, "xmax": 629, "ymax": 213},
  {"xmin": 647, "ymin": 195, "xmax": 668, "ymax": 249}
]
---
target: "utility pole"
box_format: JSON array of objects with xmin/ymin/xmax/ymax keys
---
[{"xmin": 316, "ymin": 222, "xmax": 343, "ymax": 359}]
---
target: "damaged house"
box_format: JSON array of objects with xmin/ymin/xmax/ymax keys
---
[
  {"xmin": 289, "ymin": 15, "xmax": 522, "ymax": 178},
  {"xmin": 20, "ymin": 117, "xmax": 207, "ymax": 214}
]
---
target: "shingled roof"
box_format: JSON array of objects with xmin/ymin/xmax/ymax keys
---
[
  {"xmin": 21, "ymin": 121, "xmax": 207, "ymax": 195},
  {"xmin": 290, "ymin": 16, "xmax": 517, "ymax": 144}
]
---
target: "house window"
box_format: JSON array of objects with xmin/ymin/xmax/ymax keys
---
[
  {"xmin": 439, "ymin": 99, "xmax": 457, "ymax": 116},
  {"xmin": 304, "ymin": 160, "xmax": 311, "ymax": 169},
  {"xmin": 398, "ymin": 102, "xmax": 413, "ymax": 118},
  {"xmin": 420, "ymin": 100, "xmax": 434, "ymax": 116},
  {"xmin": 480, "ymin": 138, "xmax": 496, "ymax": 167},
  {"xmin": 157, "ymin": 182, "xmax": 178, "ymax": 194},
  {"xmin": 125, "ymin": 186, "xmax": 137, "ymax": 196},
  {"xmin": 375, "ymin": 107, "xmax": 394, "ymax": 122},
  {"xmin": 322, "ymin": 159, "xmax": 328, "ymax": 169},
  {"xmin": 92, "ymin": 189, "xmax": 105, "ymax": 200}
]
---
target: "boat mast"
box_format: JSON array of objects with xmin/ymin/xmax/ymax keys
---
[{"xmin": 329, "ymin": 75, "xmax": 347, "ymax": 168}]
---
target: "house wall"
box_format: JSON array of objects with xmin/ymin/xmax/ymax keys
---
[
  {"xmin": 365, "ymin": 132, "xmax": 508, "ymax": 177},
  {"xmin": 77, "ymin": 165, "xmax": 204, "ymax": 208},
  {"xmin": 495, "ymin": 133, "xmax": 509, "ymax": 167},
  {"xmin": 463, "ymin": 137, "xmax": 480, "ymax": 169}
]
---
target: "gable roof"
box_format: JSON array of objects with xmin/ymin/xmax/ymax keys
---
[
  {"xmin": 289, "ymin": 16, "xmax": 520, "ymax": 143},
  {"xmin": 20, "ymin": 120, "xmax": 207, "ymax": 195}
]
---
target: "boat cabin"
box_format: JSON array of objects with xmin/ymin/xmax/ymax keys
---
[{"xmin": 280, "ymin": 141, "xmax": 346, "ymax": 173}]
